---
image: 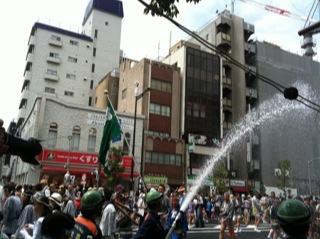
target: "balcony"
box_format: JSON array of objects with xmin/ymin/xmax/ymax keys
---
[
  {"xmin": 19, "ymin": 98, "xmax": 27, "ymax": 109},
  {"xmin": 244, "ymin": 42, "xmax": 256, "ymax": 55},
  {"xmin": 26, "ymin": 52, "xmax": 34, "ymax": 63},
  {"xmin": 24, "ymin": 70, "xmax": 32, "ymax": 80},
  {"xmin": 49, "ymin": 38, "xmax": 62, "ymax": 47},
  {"xmin": 222, "ymin": 75, "xmax": 232, "ymax": 86},
  {"xmin": 223, "ymin": 98, "xmax": 232, "ymax": 109},
  {"xmin": 21, "ymin": 79, "xmax": 30, "ymax": 92},
  {"xmin": 47, "ymin": 56, "xmax": 61, "ymax": 64},
  {"xmin": 216, "ymin": 15, "xmax": 231, "ymax": 33},
  {"xmin": 223, "ymin": 121, "xmax": 232, "ymax": 130},
  {"xmin": 21, "ymin": 87, "xmax": 30, "ymax": 100},
  {"xmin": 216, "ymin": 32, "xmax": 231, "ymax": 51},
  {"xmin": 244, "ymin": 22, "xmax": 255, "ymax": 40},
  {"xmin": 246, "ymin": 87, "xmax": 258, "ymax": 99},
  {"xmin": 28, "ymin": 35, "xmax": 36, "ymax": 46},
  {"xmin": 44, "ymin": 73, "xmax": 59, "ymax": 82}
]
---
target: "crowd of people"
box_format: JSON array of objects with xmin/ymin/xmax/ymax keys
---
[{"xmin": 0, "ymin": 178, "xmax": 318, "ymax": 239}]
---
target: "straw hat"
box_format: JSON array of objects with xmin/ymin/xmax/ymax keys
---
[
  {"xmin": 49, "ymin": 192, "xmax": 64, "ymax": 208},
  {"xmin": 34, "ymin": 195, "xmax": 50, "ymax": 208}
]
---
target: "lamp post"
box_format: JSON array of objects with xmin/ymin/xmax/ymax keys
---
[
  {"xmin": 307, "ymin": 159, "xmax": 314, "ymax": 195},
  {"xmin": 131, "ymin": 84, "xmax": 151, "ymax": 191},
  {"xmin": 64, "ymin": 135, "xmax": 72, "ymax": 184}
]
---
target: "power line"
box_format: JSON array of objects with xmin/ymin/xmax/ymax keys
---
[
  {"xmin": 311, "ymin": 0, "xmax": 320, "ymax": 20},
  {"xmin": 136, "ymin": 0, "xmax": 320, "ymax": 113},
  {"xmin": 304, "ymin": 0, "xmax": 317, "ymax": 27}
]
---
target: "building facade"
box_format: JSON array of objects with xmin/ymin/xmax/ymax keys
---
[
  {"xmin": 13, "ymin": 0, "xmax": 125, "ymax": 184},
  {"xmin": 163, "ymin": 41, "xmax": 221, "ymax": 189},
  {"xmin": 18, "ymin": 0, "xmax": 123, "ymax": 127},
  {"xmin": 117, "ymin": 58, "xmax": 185, "ymax": 187},
  {"xmin": 13, "ymin": 95, "xmax": 144, "ymax": 185},
  {"xmin": 188, "ymin": 10, "xmax": 260, "ymax": 191},
  {"xmin": 256, "ymin": 41, "xmax": 320, "ymax": 194}
]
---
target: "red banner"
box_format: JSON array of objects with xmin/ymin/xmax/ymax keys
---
[
  {"xmin": 40, "ymin": 149, "xmax": 98, "ymax": 165},
  {"xmin": 40, "ymin": 150, "xmax": 137, "ymax": 173}
]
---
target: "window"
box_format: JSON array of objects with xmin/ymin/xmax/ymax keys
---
[
  {"xmin": 90, "ymin": 80, "xmax": 94, "ymax": 89},
  {"xmin": 151, "ymin": 79, "xmax": 172, "ymax": 93},
  {"xmin": 51, "ymin": 35, "xmax": 61, "ymax": 41},
  {"xmin": 68, "ymin": 56, "xmax": 77, "ymax": 63},
  {"xmin": 175, "ymin": 155, "xmax": 182, "ymax": 166},
  {"xmin": 91, "ymin": 63, "xmax": 95, "ymax": 73},
  {"xmin": 45, "ymin": 87, "xmax": 55, "ymax": 94},
  {"xmin": 147, "ymin": 152, "xmax": 182, "ymax": 165},
  {"xmin": 69, "ymin": 40, "xmax": 79, "ymax": 46},
  {"xmin": 206, "ymin": 34, "xmax": 209, "ymax": 40},
  {"xmin": 145, "ymin": 152, "xmax": 151, "ymax": 163},
  {"xmin": 200, "ymin": 105, "xmax": 206, "ymax": 118},
  {"xmin": 87, "ymin": 128, "xmax": 96, "ymax": 152},
  {"xmin": 164, "ymin": 154, "xmax": 170, "ymax": 164},
  {"xmin": 170, "ymin": 154, "xmax": 176, "ymax": 165},
  {"xmin": 64, "ymin": 91, "xmax": 74, "ymax": 97},
  {"xmin": 122, "ymin": 88, "xmax": 127, "ymax": 99},
  {"xmin": 150, "ymin": 103, "xmax": 171, "ymax": 117},
  {"xmin": 71, "ymin": 126, "xmax": 81, "ymax": 151},
  {"xmin": 93, "ymin": 47, "xmax": 96, "ymax": 57},
  {"xmin": 193, "ymin": 103, "xmax": 200, "ymax": 117},
  {"xmin": 46, "ymin": 69, "xmax": 57, "ymax": 75},
  {"xmin": 94, "ymin": 29, "xmax": 98, "ymax": 38},
  {"xmin": 88, "ymin": 97, "xmax": 92, "ymax": 106},
  {"xmin": 49, "ymin": 52, "xmax": 59, "ymax": 58},
  {"xmin": 161, "ymin": 106, "xmax": 171, "ymax": 117},
  {"xmin": 48, "ymin": 123, "xmax": 58, "ymax": 148},
  {"xmin": 66, "ymin": 73, "xmax": 76, "ymax": 80}
]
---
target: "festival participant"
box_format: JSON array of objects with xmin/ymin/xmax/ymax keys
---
[
  {"xmin": 71, "ymin": 190, "xmax": 104, "ymax": 239},
  {"xmin": 133, "ymin": 190, "xmax": 166, "ymax": 239},
  {"xmin": 277, "ymin": 199, "xmax": 311, "ymax": 239},
  {"xmin": 165, "ymin": 193, "xmax": 188, "ymax": 239},
  {"xmin": 20, "ymin": 195, "xmax": 51, "ymax": 239},
  {"xmin": 219, "ymin": 192, "xmax": 235, "ymax": 239}
]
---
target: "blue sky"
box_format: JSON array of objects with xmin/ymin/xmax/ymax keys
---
[{"xmin": 0, "ymin": 0, "xmax": 318, "ymax": 128}]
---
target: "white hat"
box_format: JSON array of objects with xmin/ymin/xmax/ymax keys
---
[{"xmin": 49, "ymin": 192, "xmax": 64, "ymax": 208}]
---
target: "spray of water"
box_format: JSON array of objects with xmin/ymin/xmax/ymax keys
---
[{"xmin": 180, "ymin": 89, "xmax": 314, "ymax": 212}]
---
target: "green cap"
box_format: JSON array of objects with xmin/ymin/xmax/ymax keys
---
[
  {"xmin": 277, "ymin": 199, "xmax": 310, "ymax": 223},
  {"xmin": 146, "ymin": 190, "xmax": 162, "ymax": 204},
  {"xmin": 81, "ymin": 191, "xmax": 104, "ymax": 210}
]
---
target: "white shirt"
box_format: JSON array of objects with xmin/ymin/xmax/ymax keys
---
[{"xmin": 99, "ymin": 203, "xmax": 117, "ymax": 236}]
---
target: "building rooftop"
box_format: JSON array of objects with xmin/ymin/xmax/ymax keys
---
[
  {"xmin": 83, "ymin": 0, "xmax": 124, "ymax": 25},
  {"xmin": 32, "ymin": 22, "xmax": 93, "ymax": 42}
]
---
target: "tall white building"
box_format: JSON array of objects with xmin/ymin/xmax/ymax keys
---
[
  {"xmin": 12, "ymin": 0, "xmax": 125, "ymax": 184},
  {"xmin": 18, "ymin": 0, "xmax": 123, "ymax": 128}
]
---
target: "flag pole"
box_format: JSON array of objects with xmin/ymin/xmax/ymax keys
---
[{"xmin": 104, "ymin": 91, "xmax": 146, "ymax": 191}]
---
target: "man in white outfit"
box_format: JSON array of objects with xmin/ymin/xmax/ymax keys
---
[{"xmin": 100, "ymin": 187, "xmax": 117, "ymax": 239}]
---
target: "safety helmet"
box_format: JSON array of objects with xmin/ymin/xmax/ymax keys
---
[
  {"xmin": 277, "ymin": 199, "xmax": 311, "ymax": 236},
  {"xmin": 81, "ymin": 191, "xmax": 104, "ymax": 211},
  {"xmin": 146, "ymin": 190, "xmax": 162, "ymax": 204}
]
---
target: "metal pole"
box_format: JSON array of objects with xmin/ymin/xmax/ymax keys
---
[
  {"xmin": 308, "ymin": 161, "xmax": 312, "ymax": 195},
  {"xmin": 131, "ymin": 96, "xmax": 138, "ymax": 191}
]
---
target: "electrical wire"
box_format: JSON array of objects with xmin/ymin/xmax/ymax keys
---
[
  {"xmin": 136, "ymin": 0, "xmax": 320, "ymax": 112},
  {"xmin": 311, "ymin": 0, "xmax": 320, "ymax": 20},
  {"xmin": 304, "ymin": 0, "xmax": 317, "ymax": 27}
]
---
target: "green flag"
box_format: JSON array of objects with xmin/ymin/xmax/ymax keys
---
[{"xmin": 99, "ymin": 102, "xmax": 122, "ymax": 170}]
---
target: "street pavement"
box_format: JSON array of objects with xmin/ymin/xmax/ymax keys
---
[{"xmin": 187, "ymin": 223, "xmax": 270, "ymax": 239}]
